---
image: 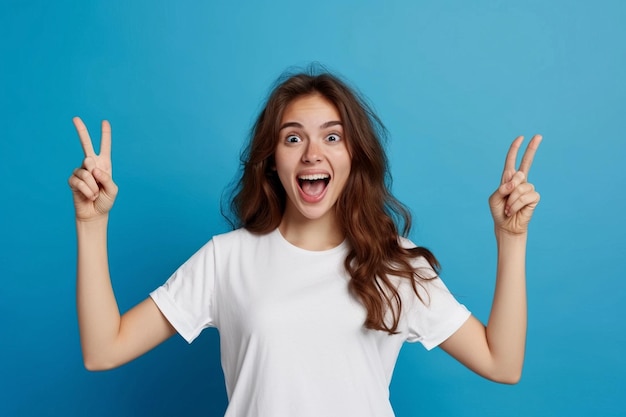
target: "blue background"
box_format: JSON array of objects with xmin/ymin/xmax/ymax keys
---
[{"xmin": 1, "ymin": 1, "xmax": 624, "ymax": 416}]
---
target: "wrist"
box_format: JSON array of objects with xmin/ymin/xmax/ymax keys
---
[
  {"xmin": 76, "ymin": 215, "xmax": 109, "ymax": 231},
  {"xmin": 494, "ymin": 229, "xmax": 528, "ymax": 244}
]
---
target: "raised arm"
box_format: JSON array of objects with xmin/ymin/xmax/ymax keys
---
[
  {"xmin": 68, "ymin": 117, "xmax": 175, "ymax": 371},
  {"xmin": 439, "ymin": 135, "xmax": 542, "ymax": 384}
]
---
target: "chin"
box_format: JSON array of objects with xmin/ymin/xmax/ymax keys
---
[{"xmin": 288, "ymin": 201, "xmax": 337, "ymax": 223}]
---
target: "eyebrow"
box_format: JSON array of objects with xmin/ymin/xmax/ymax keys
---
[{"xmin": 279, "ymin": 120, "xmax": 343, "ymax": 131}]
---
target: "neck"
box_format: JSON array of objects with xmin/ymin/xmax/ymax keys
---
[{"xmin": 279, "ymin": 208, "xmax": 344, "ymax": 251}]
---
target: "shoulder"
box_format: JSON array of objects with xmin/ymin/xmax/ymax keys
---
[
  {"xmin": 398, "ymin": 235, "xmax": 416, "ymax": 249},
  {"xmin": 213, "ymin": 227, "xmax": 272, "ymax": 241},
  {"xmin": 397, "ymin": 236, "xmax": 435, "ymax": 271},
  {"xmin": 212, "ymin": 227, "xmax": 276, "ymax": 252},
  {"xmin": 213, "ymin": 227, "xmax": 253, "ymax": 243}
]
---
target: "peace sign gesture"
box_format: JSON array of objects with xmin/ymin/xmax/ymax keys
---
[
  {"xmin": 488, "ymin": 135, "xmax": 542, "ymax": 236},
  {"xmin": 68, "ymin": 117, "xmax": 118, "ymax": 221}
]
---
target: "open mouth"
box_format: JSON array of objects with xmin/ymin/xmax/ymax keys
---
[{"xmin": 297, "ymin": 173, "xmax": 330, "ymax": 197}]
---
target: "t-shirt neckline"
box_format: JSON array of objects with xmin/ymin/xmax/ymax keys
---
[{"xmin": 271, "ymin": 228, "xmax": 348, "ymax": 256}]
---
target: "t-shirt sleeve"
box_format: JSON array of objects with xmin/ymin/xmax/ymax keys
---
[
  {"xmin": 150, "ymin": 240, "xmax": 216, "ymax": 344},
  {"xmin": 404, "ymin": 258, "xmax": 471, "ymax": 350}
]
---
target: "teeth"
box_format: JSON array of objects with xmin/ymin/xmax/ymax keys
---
[{"xmin": 298, "ymin": 174, "xmax": 330, "ymax": 181}]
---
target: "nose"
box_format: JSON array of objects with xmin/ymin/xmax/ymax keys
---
[{"xmin": 302, "ymin": 140, "xmax": 322, "ymax": 163}]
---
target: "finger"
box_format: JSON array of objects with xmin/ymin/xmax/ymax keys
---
[
  {"xmin": 83, "ymin": 156, "xmax": 97, "ymax": 172},
  {"xmin": 73, "ymin": 167, "xmax": 100, "ymax": 193},
  {"xmin": 506, "ymin": 190, "xmax": 540, "ymax": 217},
  {"xmin": 506, "ymin": 182, "xmax": 535, "ymax": 212},
  {"xmin": 92, "ymin": 167, "xmax": 119, "ymax": 198},
  {"xmin": 69, "ymin": 169, "xmax": 100, "ymax": 201},
  {"xmin": 496, "ymin": 170, "xmax": 526, "ymax": 199},
  {"xmin": 73, "ymin": 117, "xmax": 96, "ymax": 157},
  {"xmin": 518, "ymin": 134, "xmax": 543, "ymax": 176},
  {"xmin": 99, "ymin": 120, "xmax": 112, "ymax": 159},
  {"xmin": 501, "ymin": 136, "xmax": 524, "ymax": 184}
]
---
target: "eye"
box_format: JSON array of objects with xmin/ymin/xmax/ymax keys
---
[
  {"xmin": 326, "ymin": 134, "xmax": 341, "ymax": 142},
  {"xmin": 285, "ymin": 135, "xmax": 301, "ymax": 143}
]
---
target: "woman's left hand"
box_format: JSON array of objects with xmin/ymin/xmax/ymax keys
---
[{"xmin": 489, "ymin": 135, "xmax": 542, "ymax": 236}]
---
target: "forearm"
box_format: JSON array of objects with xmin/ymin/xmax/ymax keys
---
[
  {"xmin": 442, "ymin": 135, "xmax": 540, "ymax": 383},
  {"xmin": 75, "ymin": 216, "xmax": 122, "ymax": 369},
  {"xmin": 485, "ymin": 231, "xmax": 528, "ymax": 380}
]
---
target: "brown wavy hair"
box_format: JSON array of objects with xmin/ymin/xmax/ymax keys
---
[{"xmin": 228, "ymin": 68, "xmax": 438, "ymax": 334}]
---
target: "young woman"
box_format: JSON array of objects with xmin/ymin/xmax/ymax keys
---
[{"xmin": 68, "ymin": 71, "xmax": 541, "ymax": 417}]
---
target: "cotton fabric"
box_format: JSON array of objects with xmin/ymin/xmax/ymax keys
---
[{"xmin": 150, "ymin": 228, "xmax": 470, "ymax": 417}]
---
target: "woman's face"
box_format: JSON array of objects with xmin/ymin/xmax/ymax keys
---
[{"xmin": 274, "ymin": 93, "xmax": 351, "ymax": 225}]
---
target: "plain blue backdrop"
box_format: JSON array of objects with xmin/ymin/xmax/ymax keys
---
[{"xmin": 1, "ymin": 1, "xmax": 624, "ymax": 416}]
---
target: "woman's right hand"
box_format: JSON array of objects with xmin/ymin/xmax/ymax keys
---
[{"xmin": 68, "ymin": 117, "xmax": 118, "ymax": 222}]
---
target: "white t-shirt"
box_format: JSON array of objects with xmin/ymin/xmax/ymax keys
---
[{"xmin": 150, "ymin": 228, "xmax": 470, "ymax": 417}]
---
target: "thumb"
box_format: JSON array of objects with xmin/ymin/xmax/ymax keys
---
[
  {"xmin": 92, "ymin": 167, "xmax": 118, "ymax": 198},
  {"xmin": 83, "ymin": 156, "xmax": 97, "ymax": 172},
  {"xmin": 493, "ymin": 170, "xmax": 526, "ymax": 202}
]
